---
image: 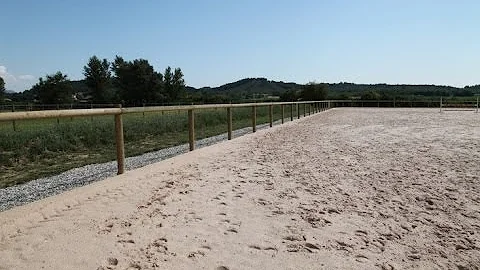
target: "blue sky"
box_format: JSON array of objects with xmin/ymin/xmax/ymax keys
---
[{"xmin": 1, "ymin": 0, "xmax": 479, "ymax": 92}]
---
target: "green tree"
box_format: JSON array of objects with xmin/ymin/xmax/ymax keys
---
[
  {"xmin": 0, "ymin": 76, "xmax": 5, "ymax": 103},
  {"xmin": 172, "ymin": 68, "xmax": 185, "ymax": 100},
  {"xmin": 163, "ymin": 66, "xmax": 173, "ymax": 101},
  {"xmin": 300, "ymin": 82, "xmax": 328, "ymax": 101},
  {"xmin": 112, "ymin": 56, "xmax": 164, "ymax": 105},
  {"xmin": 83, "ymin": 56, "xmax": 111, "ymax": 103},
  {"xmin": 361, "ymin": 90, "xmax": 380, "ymax": 100},
  {"xmin": 31, "ymin": 72, "xmax": 73, "ymax": 104},
  {"xmin": 280, "ymin": 89, "xmax": 298, "ymax": 101},
  {"xmin": 162, "ymin": 66, "xmax": 185, "ymax": 102}
]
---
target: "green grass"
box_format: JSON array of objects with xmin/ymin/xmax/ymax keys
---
[{"xmin": 0, "ymin": 105, "xmax": 293, "ymax": 188}]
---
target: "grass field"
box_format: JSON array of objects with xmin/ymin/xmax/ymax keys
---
[{"xmin": 0, "ymin": 105, "xmax": 297, "ymax": 188}]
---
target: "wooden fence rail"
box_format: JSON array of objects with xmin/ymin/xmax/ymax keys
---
[{"xmin": 0, "ymin": 101, "xmax": 331, "ymax": 176}]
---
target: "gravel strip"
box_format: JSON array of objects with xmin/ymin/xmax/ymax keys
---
[{"xmin": 0, "ymin": 121, "xmax": 284, "ymax": 212}]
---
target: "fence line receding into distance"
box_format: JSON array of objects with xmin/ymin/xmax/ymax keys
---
[
  {"xmin": 0, "ymin": 101, "xmax": 331, "ymax": 175},
  {"xmin": 2, "ymin": 97, "xmax": 478, "ymax": 176}
]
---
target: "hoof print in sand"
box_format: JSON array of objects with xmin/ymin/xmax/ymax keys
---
[
  {"xmin": 107, "ymin": 257, "xmax": 118, "ymax": 266},
  {"xmin": 283, "ymin": 235, "xmax": 306, "ymax": 242},
  {"xmin": 127, "ymin": 262, "xmax": 142, "ymax": 269},
  {"xmin": 304, "ymin": 242, "xmax": 320, "ymax": 250},
  {"xmin": 226, "ymin": 228, "xmax": 238, "ymax": 234},
  {"xmin": 187, "ymin": 245, "xmax": 210, "ymax": 259},
  {"xmin": 98, "ymin": 222, "xmax": 114, "ymax": 234},
  {"xmin": 283, "ymin": 234, "xmax": 320, "ymax": 253},
  {"xmin": 249, "ymin": 245, "xmax": 278, "ymax": 252},
  {"xmin": 187, "ymin": 250, "xmax": 205, "ymax": 259},
  {"xmin": 355, "ymin": 254, "xmax": 369, "ymax": 263}
]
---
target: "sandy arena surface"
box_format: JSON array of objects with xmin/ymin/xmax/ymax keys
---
[{"xmin": 1, "ymin": 108, "xmax": 479, "ymax": 270}]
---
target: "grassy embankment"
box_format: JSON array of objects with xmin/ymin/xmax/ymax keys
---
[{"xmin": 0, "ymin": 105, "xmax": 295, "ymax": 188}]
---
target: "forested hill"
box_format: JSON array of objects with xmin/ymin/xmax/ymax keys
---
[
  {"xmin": 326, "ymin": 82, "xmax": 479, "ymax": 99},
  {"xmin": 186, "ymin": 78, "xmax": 299, "ymax": 98},
  {"xmin": 65, "ymin": 78, "xmax": 480, "ymax": 98},
  {"xmin": 187, "ymin": 78, "xmax": 480, "ymax": 100}
]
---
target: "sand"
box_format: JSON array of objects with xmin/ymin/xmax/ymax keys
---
[{"xmin": 0, "ymin": 108, "xmax": 479, "ymax": 270}]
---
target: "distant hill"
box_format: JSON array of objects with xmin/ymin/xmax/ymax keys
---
[
  {"xmin": 186, "ymin": 78, "xmax": 301, "ymax": 99},
  {"xmin": 326, "ymin": 83, "xmax": 474, "ymax": 99},
  {"xmin": 187, "ymin": 78, "xmax": 480, "ymax": 100}
]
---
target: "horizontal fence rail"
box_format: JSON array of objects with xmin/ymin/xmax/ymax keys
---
[
  {"xmin": 0, "ymin": 101, "xmax": 332, "ymax": 176},
  {"xmin": 329, "ymin": 97, "xmax": 480, "ymax": 110},
  {"xmin": 0, "ymin": 101, "xmax": 323, "ymax": 121}
]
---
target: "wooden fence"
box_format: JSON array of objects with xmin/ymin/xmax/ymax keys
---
[
  {"xmin": 0, "ymin": 101, "xmax": 331, "ymax": 175},
  {"xmin": 329, "ymin": 97, "xmax": 480, "ymax": 110}
]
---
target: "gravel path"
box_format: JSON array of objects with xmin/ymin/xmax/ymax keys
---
[{"xmin": 0, "ymin": 121, "xmax": 284, "ymax": 212}]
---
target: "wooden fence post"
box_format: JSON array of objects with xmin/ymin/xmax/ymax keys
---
[
  {"xmin": 12, "ymin": 104, "xmax": 16, "ymax": 131},
  {"xmin": 252, "ymin": 105, "xmax": 257, "ymax": 132},
  {"xmin": 188, "ymin": 109, "xmax": 195, "ymax": 151},
  {"xmin": 476, "ymin": 97, "xmax": 479, "ymax": 113},
  {"xmin": 227, "ymin": 107, "xmax": 233, "ymax": 140},
  {"xmin": 303, "ymin": 104, "xmax": 306, "ymax": 117},
  {"xmin": 297, "ymin": 103, "xmax": 300, "ymax": 119},
  {"xmin": 115, "ymin": 105, "xmax": 125, "ymax": 175},
  {"xmin": 281, "ymin": 104, "xmax": 285, "ymax": 124},
  {"xmin": 56, "ymin": 104, "xmax": 60, "ymax": 124},
  {"xmin": 269, "ymin": 104, "xmax": 273, "ymax": 127},
  {"xmin": 290, "ymin": 104, "xmax": 294, "ymax": 121}
]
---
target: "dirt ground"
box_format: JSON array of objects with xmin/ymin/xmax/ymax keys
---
[{"xmin": 0, "ymin": 108, "xmax": 479, "ymax": 270}]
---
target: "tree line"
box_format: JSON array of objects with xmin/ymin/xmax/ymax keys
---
[
  {"xmin": 280, "ymin": 82, "xmax": 329, "ymax": 101},
  {"xmin": 0, "ymin": 77, "xmax": 5, "ymax": 102},
  {"xmin": 4, "ymin": 69, "xmax": 478, "ymax": 105},
  {"xmin": 326, "ymin": 82, "xmax": 480, "ymax": 100},
  {"xmin": 23, "ymin": 56, "xmax": 185, "ymax": 106}
]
